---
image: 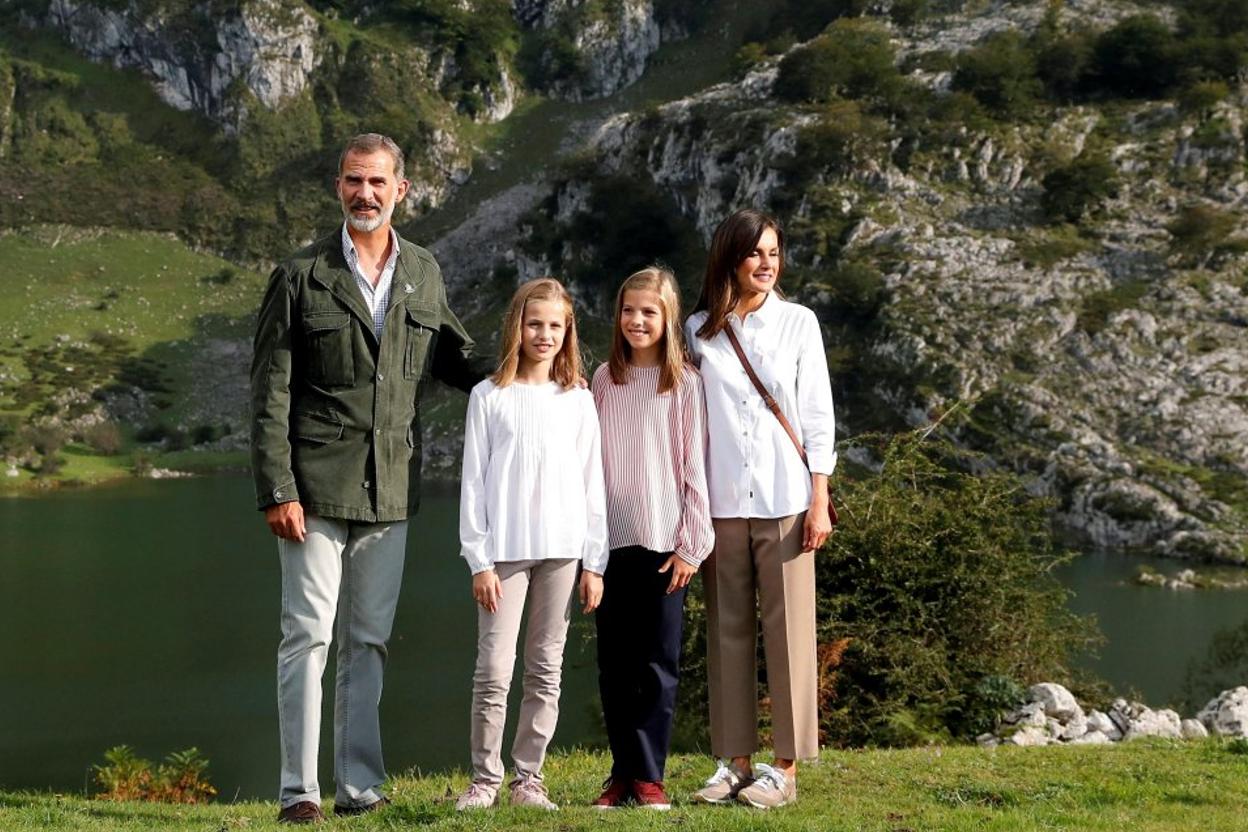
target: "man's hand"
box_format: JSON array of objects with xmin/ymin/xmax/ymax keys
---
[
  {"xmin": 265, "ymin": 501, "xmax": 306, "ymax": 542},
  {"xmin": 473, "ymin": 569, "xmax": 503, "ymax": 614},
  {"xmin": 658, "ymin": 555, "xmax": 698, "ymax": 594},
  {"xmin": 579, "ymin": 570, "xmax": 603, "ymax": 614}
]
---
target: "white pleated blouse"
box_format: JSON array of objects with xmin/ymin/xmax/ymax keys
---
[{"xmin": 459, "ymin": 379, "xmax": 609, "ymax": 576}]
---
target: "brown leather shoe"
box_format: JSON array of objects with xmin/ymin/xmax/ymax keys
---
[
  {"xmin": 333, "ymin": 795, "xmax": 392, "ymax": 817},
  {"xmin": 277, "ymin": 800, "xmax": 325, "ymax": 824}
]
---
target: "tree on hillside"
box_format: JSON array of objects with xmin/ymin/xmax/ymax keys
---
[
  {"xmin": 1041, "ymin": 156, "xmax": 1119, "ymax": 224},
  {"xmin": 1093, "ymin": 15, "xmax": 1177, "ymax": 97},
  {"xmin": 952, "ymin": 30, "xmax": 1042, "ymax": 118}
]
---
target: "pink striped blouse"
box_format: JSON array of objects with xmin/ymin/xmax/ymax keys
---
[{"xmin": 591, "ymin": 363, "xmax": 714, "ymax": 566}]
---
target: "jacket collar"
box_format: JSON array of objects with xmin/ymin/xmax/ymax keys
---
[
  {"xmin": 389, "ymin": 241, "xmax": 429, "ymax": 315},
  {"xmin": 307, "ymin": 226, "xmax": 428, "ymax": 338}
]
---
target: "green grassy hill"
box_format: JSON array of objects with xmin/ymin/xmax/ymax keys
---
[
  {"xmin": 5, "ymin": 742, "xmax": 1248, "ymax": 831},
  {"xmin": 0, "ymin": 226, "xmax": 266, "ymax": 488}
]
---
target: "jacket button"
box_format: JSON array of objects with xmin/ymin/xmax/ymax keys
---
[
  {"xmin": 378, "ymin": 373, "xmax": 384, "ymax": 380},
  {"xmin": 362, "ymin": 481, "xmax": 371, "ymax": 489}
]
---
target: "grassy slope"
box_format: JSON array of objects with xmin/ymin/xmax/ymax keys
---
[
  {"xmin": 4, "ymin": 743, "xmax": 1248, "ymax": 831},
  {"xmin": 0, "ymin": 226, "xmax": 266, "ymax": 488}
]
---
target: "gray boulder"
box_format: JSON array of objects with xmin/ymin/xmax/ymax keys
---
[
  {"xmin": 1197, "ymin": 687, "xmax": 1248, "ymax": 738},
  {"xmin": 1029, "ymin": 683, "xmax": 1083, "ymax": 721},
  {"xmin": 1181, "ymin": 718, "xmax": 1209, "ymax": 739},
  {"xmin": 1086, "ymin": 709, "xmax": 1122, "ymax": 740},
  {"xmin": 1006, "ymin": 725, "xmax": 1051, "ymax": 747}
]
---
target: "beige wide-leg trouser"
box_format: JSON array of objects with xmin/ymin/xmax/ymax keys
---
[
  {"xmin": 276, "ymin": 514, "xmax": 407, "ymax": 809},
  {"xmin": 470, "ymin": 558, "xmax": 579, "ymax": 787},
  {"xmin": 704, "ymin": 513, "xmax": 819, "ymax": 761}
]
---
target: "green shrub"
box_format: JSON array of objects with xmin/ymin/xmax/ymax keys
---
[
  {"xmin": 82, "ymin": 421, "xmax": 124, "ymax": 455},
  {"xmin": 774, "ymin": 19, "xmax": 901, "ymax": 105},
  {"xmin": 1013, "ymin": 225, "xmax": 1095, "ymax": 268},
  {"xmin": 1041, "ymin": 156, "xmax": 1119, "ymax": 224},
  {"xmin": 782, "ymin": 100, "xmax": 889, "ymax": 193},
  {"xmin": 730, "ymin": 42, "xmax": 769, "ymax": 79},
  {"xmin": 1093, "ymin": 15, "xmax": 1177, "ymax": 98},
  {"xmin": 952, "ymin": 30, "xmax": 1041, "ymax": 118},
  {"xmin": 93, "ymin": 745, "xmax": 217, "ymax": 804},
  {"xmin": 1035, "ymin": 30, "xmax": 1096, "ymax": 102},
  {"xmin": 1178, "ymin": 80, "xmax": 1230, "ymax": 117},
  {"xmin": 677, "ymin": 429, "xmax": 1100, "ymax": 747},
  {"xmin": 826, "ymin": 260, "xmax": 887, "ymax": 319},
  {"xmin": 1076, "ymin": 278, "xmax": 1150, "ymax": 336},
  {"xmin": 1167, "ymin": 203, "xmax": 1240, "ymax": 268}
]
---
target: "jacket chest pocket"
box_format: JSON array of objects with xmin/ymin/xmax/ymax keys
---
[
  {"xmin": 303, "ymin": 310, "xmax": 355, "ymax": 387},
  {"xmin": 404, "ymin": 302, "xmax": 439, "ymax": 380}
]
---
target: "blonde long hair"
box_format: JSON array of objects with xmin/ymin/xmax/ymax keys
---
[
  {"xmin": 492, "ymin": 277, "xmax": 582, "ymax": 389},
  {"xmin": 607, "ymin": 266, "xmax": 686, "ymax": 395}
]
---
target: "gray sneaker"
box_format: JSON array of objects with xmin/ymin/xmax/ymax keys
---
[
  {"xmin": 509, "ymin": 777, "xmax": 558, "ymax": 811},
  {"xmin": 454, "ymin": 782, "xmax": 498, "ymax": 811},
  {"xmin": 691, "ymin": 761, "xmax": 753, "ymax": 804},
  {"xmin": 736, "ymin": 763, "xmax": 796, "ymax": 809}
]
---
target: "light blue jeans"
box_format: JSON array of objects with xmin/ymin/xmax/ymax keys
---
[{"xmin": 276, "ymin": 514, "xmax": 407, "ymax": 809}]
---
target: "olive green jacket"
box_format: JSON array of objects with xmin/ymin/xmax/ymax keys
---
[{"xmin": 250, "ymin": 229, "xmax": 483, "ymax": 522}]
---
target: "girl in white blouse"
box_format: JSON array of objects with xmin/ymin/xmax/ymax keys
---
[
  {"xmin": 684, "ymin": 209, "xmax": 836, "ymax": 810},
  {"xmin": 589, "ymin": 266, "xmax": 713, "ymax": 811},
  {"xmin": 456, "ymin": 278, "xmax": 608, "ymax": 812}
]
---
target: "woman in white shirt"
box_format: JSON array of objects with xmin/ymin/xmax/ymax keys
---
[{"xmin": 684, "ymin": 209, "xmax": 836, "ymax": 810}]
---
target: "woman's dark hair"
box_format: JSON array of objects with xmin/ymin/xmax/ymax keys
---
[{"xmin": 693, "ymin": 208, "xmax": 785, "ymax": 339}]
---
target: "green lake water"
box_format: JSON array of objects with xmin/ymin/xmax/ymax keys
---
[
  {"xmin": 0, "ymin": 476, "xmax": 602, "ymax": 800},
  {"xmin": 3, "ymin": 476, "xmax": 1246, "ymax": 799}
]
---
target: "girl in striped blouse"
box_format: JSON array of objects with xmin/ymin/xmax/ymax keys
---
[{"xmin": 589, "ymin": 266, "xmax": 714, "ymax": 810}]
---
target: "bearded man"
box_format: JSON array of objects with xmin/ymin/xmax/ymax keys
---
[{"xmin": 250, "ymin": 133, "xmax": 483, "ymax": 824}]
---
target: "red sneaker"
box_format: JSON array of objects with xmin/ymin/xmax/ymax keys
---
[
  {"xmin": 633, "ymin": 780, "xmax": 671, "ymax": 811},
  {"xmin": 592, "ymin": 777, "xmax": 632, "ymax": 810}
]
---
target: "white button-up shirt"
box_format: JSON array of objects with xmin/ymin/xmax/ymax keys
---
[
  {"xmin": 685, "ymin": 293, "xmax": 836, "ymax": 520},
  {"xmin": 341, "ymin": 223, "xmax": 399, "ymax": 338}
]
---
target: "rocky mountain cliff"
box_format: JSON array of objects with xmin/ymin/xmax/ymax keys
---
[
  {"xmin": 462, "ymin": 0, "xmax": 1248, "ymax": 562},
  {"xmin": 1, "ymin": 0, "xmax": 686, "ymax": 251}
]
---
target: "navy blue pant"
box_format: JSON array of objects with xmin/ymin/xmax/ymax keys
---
[{"xmin": 595, "ymin": 546, "xmax": 687, "ymax": 783}]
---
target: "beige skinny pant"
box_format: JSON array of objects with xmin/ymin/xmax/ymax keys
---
[
  {"xmin": 470, "ymin": 558, "xmax": 579, "ymax": 786},
  {"xmin": 704, "ymin": 513, "xmax": 819, "ymax": 761}
]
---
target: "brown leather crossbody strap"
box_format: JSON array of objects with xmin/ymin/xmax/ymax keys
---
[{"xmin": 724, "ymin": 325, "xmax": 809, "ymax": 468}]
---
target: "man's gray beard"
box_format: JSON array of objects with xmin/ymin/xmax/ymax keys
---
[{"xmin": 344, "ymin": 199, "xmax": 395, "ymax": 233}]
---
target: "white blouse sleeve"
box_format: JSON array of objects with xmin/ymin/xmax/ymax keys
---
[
  {"xmin": 577, "ymin": 390, "xmax": 609, "ymax": 574},
  {"xmin": 458, "ymin": 385, "xmax": 494, "ymax": 574},
  {"xmin": 796, "ymin": 308, "xmax": 837, "ymax": 475}
]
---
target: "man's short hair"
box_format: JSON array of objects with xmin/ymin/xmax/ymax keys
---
[{"xmin": 339, "ymin": 133, "xmax": 405, "ymax": 181}]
